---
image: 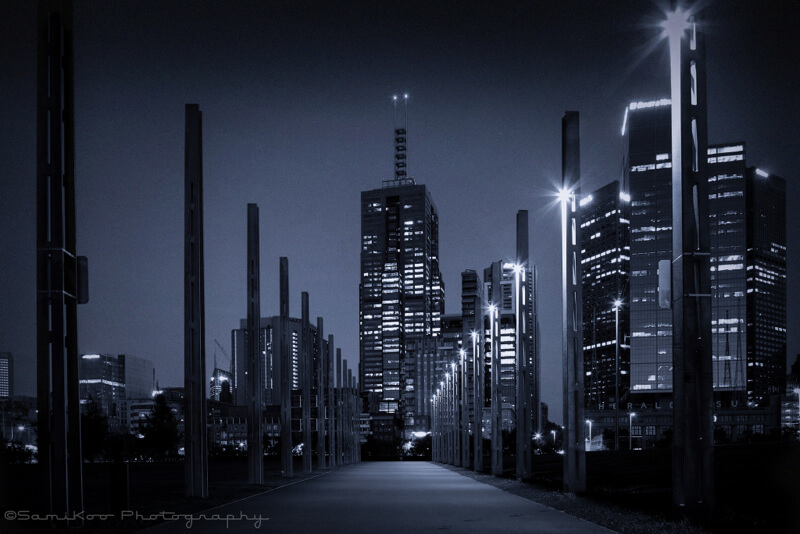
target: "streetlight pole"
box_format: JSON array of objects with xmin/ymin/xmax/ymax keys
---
[
  {"xmin": 585, "ymin": 420, "xmax": 592, "ymax": 451},
  {"xmin": 615, "ymin": 301, "xmax": 620, "ymax": 451},
  {"xmin": 460, "ymin": 349, "xmax": 469, "ymax": 468},
  {"xmin": 629, "ymin": 412, "xmax": 636, "ymax": 451},
  {"xmin": 472, "ymin": 330, "xmax": 483, "ymax": 472}
]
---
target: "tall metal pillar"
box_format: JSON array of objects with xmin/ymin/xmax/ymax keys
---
[
  {"xmin": 328, "ymin": 336, "xmax": 336, "ymax": 467},
  {"xmin": 532, "ymin": 265, "xmax": 541, "ymax": 435},
  {"xmin": 336, "ymin": 348, "xmax": 343, "ymax": 466},
  {"xmin": 472, "ymin": 328, "xmax": 484, "ymax": 472},
  {"xmin": 301, "ymin": 292, "xmax": 312, "ymax": 473},
  {"xmin": 246, "ymin": 203, "xmax": 263, "ymax": 484},
  {"xmin": 489, "ymin": 264, "xmax": 503, "ymax": 476},
  {"xmin": 316, "ymin": 317, "xmax": 326, "ymax": 469},
  {"xmin": 184, "ymin": 103, "xmax": 208, "ymax": 498},
  {"xmin": 461, "ymin": 349, "xmax": 470, "ymax": 468},
  {"xmin": 347, "ymin": 367, "xmax": 354, "ymax": 464},
  {"xmin": 667, "ymin": 12, "xmax": 714, "ymax": 521},
  {"xmin": 516, "ymin": 210, "xmax": 532, "ymax": 480},
  {"xmin": 561, "ymin": 111, "xmax": 586, "ymax": 494},
  {"xmin": 36, "ymin": 0, "xmax": 84, "ymax": 520},
  {"xmin": 279, "ymin": 257, "xmax": 293, "ymax": 477}
]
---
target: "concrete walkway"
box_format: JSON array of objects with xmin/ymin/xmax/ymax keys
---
[{"xmin": 148, "ymin": 462, "xmax": 613, "ymax": 533}]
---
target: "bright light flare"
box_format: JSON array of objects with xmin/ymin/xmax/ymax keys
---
[
  {"xmin": 662, "ymin": 8, "xmax": 690, "ymax": 41},
  {"xmin": 557, "ymin": 187, "xmax": 571, "ymax": 204}
]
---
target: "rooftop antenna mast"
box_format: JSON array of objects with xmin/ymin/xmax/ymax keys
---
[{"xmin": 386, "ymin": 93, "xmax": 413, "ymax": 186}]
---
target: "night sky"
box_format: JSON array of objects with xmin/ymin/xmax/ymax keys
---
[{"xmin": 1, "ymin": 0, "xmax": 798, "ymax": 424}]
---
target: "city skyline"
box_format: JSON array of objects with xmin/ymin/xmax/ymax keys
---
[{"xmin": 1, "ymin": 1, "xmax": 798, "ymax": 425}]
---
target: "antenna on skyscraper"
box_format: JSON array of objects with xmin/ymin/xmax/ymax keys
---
[{"xmin": 386, "ymin": 93, "xmax": 413, "ymax": 186}]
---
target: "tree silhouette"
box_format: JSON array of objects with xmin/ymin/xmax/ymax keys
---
[
  {"xmin": 81, "ymin": 398, "xmax": 109, "ymax": 461},
  {"xmin": 142, "ymin": 394, "xmax": 181, "ymax": 460}
]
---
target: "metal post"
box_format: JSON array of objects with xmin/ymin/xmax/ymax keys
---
[
  {"xmin": 246, "ymin": 203, "xmax": 263, "ymax": 484},
  {"xmin": 667, "ymin": 11, "xmax": 714, "ymax": 521},
  {"xmin": 37, "ymin": 0, "xmax": 84, "ymax": 519},
  {"xmin": 615, "ymin": 302, "xmax": 620, "ymax": 451},
  {"xmin": 516, "ymin": 210, "xmax": 532, "ymax": 480},
  {"xmin": 336, "ymin": 349, "xmax": 343, "ymax": 466},
  {"xmin": 532, "ymin": 265, "xmax": 541, "ymax": 435},
  {"xmin": 561, "ymin": 111, "xmax": 586, "ymax": 494},
  {"xmin": 490, "ymin": 269, "xmax": 503, "ymax": 476},
  {"xmin": 279, "ymin": 257, "xmax": 293, "ymax": 477},
  {"xmin": 461, "ymin": 350, "xmax": 469, "ymax": 468},
  {"xmin": 316, "ymin": 318, "xmax": 326, "ymax": 469},
  {"xmin": 328, "ymin": 336, "xmax": 336, "ymax": 468},
  {"xmin": 301, "ymin": 292, "xmax": 312, "ymax": 473},
  {"xmin": 184, "ymin": 103, "xmax": 208, "ymax": 498},
  {"xmin": 472, "ymin": 330, "xmax": 484, "ymax": 472}
]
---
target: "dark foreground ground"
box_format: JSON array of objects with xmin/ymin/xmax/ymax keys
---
[
  {"xmin": 1, "ymin": 443, "xmax": 798, "ymax": 533},
  {"xmin": 453, "ymin": 441, "xmax": 799, "ymax": 533}
]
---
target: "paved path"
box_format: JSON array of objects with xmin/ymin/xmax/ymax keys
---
[{"xmin": 148, "ymin": 462, "xmax": 612, "ymax": 533}]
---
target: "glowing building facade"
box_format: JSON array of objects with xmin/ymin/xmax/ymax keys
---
[
  {"xmin": 0, "ymin": 352, "xmax": 12, "ymax": 400},
  {"xmin": 580, "ymin": 180, "xmax": 631, "ymax": 409},
  {"xmin": 624, "ymin": 100, "xmax": 786, "ymax": 408},
  {"xmin": 482, "ymin": 261, "xmax": 534, "ymax": 430},
  {"xmin": 360, "ymin": 182, "xmax": 443, "ymax": 415}
]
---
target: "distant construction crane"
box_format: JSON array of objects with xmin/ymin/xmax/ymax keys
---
[{"xmin": 213, "ymin": 338, "xmax": 233, "ymax": 376}]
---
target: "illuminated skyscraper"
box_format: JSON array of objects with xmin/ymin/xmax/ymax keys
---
[
  {"xmin": 580, "ymin": 180, "xmax": 631, "ymax": 409},
  {"xmin": 482, "ymin": 260, "xmax": 534, "ymax": 430},
  {"xmin": 623, "ymin": 100, "xmax": 786, "ymax": 407},
  {"xmin": 360, "ymin": 182, "xmax": 443, "ymax": 414},
  {"xmin": 624, "ymin": 99, "xmax": 674, "ymax": 397},
  {"xmin": 745, "ymin": 166, "xmax": 786, "ymax": 405},
  {"xmin": 0, "ymin": 352, "xmax": 13, "ymax": 400},
  {"xmin": 359, "ymin": 111, "xmax": 443, "ymax": 416}
]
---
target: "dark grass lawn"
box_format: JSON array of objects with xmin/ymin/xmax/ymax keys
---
[{"xmin": 460, "ymin": 441, "xmax": 800, "ymax": 533}]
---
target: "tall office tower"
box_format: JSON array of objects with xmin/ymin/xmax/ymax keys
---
[
  {"xmin": 0, "ymin": 352, "xmax": 12, "ymax": 400},
  {"xmin": 580, "ymin": 180, "xmax": 631, "ymax": 409},
  {"xmin": 78, "ymin": 353, "xmax": 154, "ymax": 432},
  {"xmin": 624, "ymin": 99, "xmax": 675, "ymax": 398},
  {"xmin": 461, "ymin": 270, "xmax": 482, "ymax": 436},
  {"xmin": 707, "ymin": 143, "xmax": 748, "ymax": 400},
  {"xmin": 231, "ymin": 316, "xmax": 318, "ymax": 406},
  {"xmin": 482, "ymin": 261, "xmax": 534, "ymax": 430},
  {"xmin": 359, "ymin": 120, "xmax": 443, "ymax": 415},
  {"xmin": 625, "ymin": 101, "xmax": 787, "ymax": 407},
  {"xmin": 745, "ymin": 166, "xmax": 786, "ymax": 405}
]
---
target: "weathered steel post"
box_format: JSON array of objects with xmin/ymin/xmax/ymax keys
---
[
  {"xmin": 246, "ymin": 203, "xmax": 263, "ymax": 484},
  {"xmin": 301, "ymin": 292, "xmax": 312, "ymax": 473},
  {"xmin": 279, "ymin": 257, "xmax": 293, "ymax": 477},
  {"xmin": 561, "ymin": 111, "xmax": 586, "ymax": 494},
  {"xmin": 516, "ymin": 210, "xmax": 532, "ymax": 480},
  {"xmin": 36, "ymin": 0, "xmax": 85, "ymax": 519},
  {"xmin": 184, "ymin": 103, "xmax": 208, "ymax": 498},
  {"xmin": 666, "ymin": 10, "xmax": 714, "ymax": 521},
  {"xmin": 316, "ymin": 317, "xmax": 326, "ymax": 469}
]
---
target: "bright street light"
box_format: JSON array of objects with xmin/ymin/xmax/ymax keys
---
[
  {"xmin": 613, "ymin": 298, "xmax": 623, "ymax": 451},
  {"xmin": 629, "ymin": 412, "xmax": 637, "ymax": 450},
  {"xmin": 585, "ymin": 419, "xmax": 593, "ymax": 448}
]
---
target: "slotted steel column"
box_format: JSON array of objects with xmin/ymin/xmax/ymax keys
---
[
  {"xmin": 561, "ymin": 111, "xmax": 586, "ymax": 494},
  {"xmin": 668, "ymin": 13, "xmax": 714, "ymax": 521},
  {"xmin": 316, "ymin": 318, "xmax": 326, "ymax": 469},
  {"xmin": 328, "ymin": 335, "xmax": 336, "ymax": 467},
  {"xmin": 516, "ymin": 210, "xmax": 532, "ymax": 480},
  {"xmin": 184, "ymin": 103, "xmax": 208, "ymax": 498},
  {"xmin": 37, "ymin": 0, "xmax": 84, "ymax": 520},
  {"xmin": 279, "ymin": 257, "xmax": 293, "ymax": 477},
  {"xmin": 246, "ymin": 203, "xmax": 263, "ymax": 484},
  {"xmin": 490, "ymin": 262, "xmax": 503, "ymax": 476},
  {"xmin": 301, "ymin": 292, "xmax": 312, "ymax": 473}
]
